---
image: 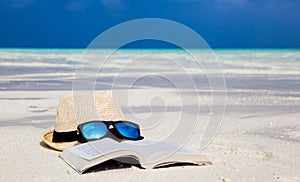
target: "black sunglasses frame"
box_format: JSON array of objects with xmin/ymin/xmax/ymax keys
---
[{"xmin": 77, "ymin": 120, "xmax": 144, "ymax": 143}]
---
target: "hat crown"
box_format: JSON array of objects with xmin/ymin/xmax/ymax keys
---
[{"xmin": 54, "ymin": 92, "xmax": 124, "ymax": 132}]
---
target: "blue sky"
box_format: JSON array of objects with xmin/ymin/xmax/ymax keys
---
[{"xmin": 0, "ymin": 0, "xmax": 299, "ymax": 48}]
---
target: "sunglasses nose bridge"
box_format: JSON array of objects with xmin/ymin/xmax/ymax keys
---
[
  {"xmin": 108, "ymin": 124, "xmax": 114, "ymax": 129},
  {"xmin": 106, "ymin": 121, "xmax": 115, "ymax": 129}
]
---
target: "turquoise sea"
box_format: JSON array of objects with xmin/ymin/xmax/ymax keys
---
[{"xmin": 0, "ymin": 48, "xmax": 299, "ymax": 92}]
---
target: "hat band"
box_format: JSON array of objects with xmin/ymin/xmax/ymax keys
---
[{"xmin": 52, "ymin": 130, "xmax": 78, "ymax": 142}]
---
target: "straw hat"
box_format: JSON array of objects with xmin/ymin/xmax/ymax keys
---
[{"xmin": 42, "ymin": 91, "xmax": 124, "ymax": 151}]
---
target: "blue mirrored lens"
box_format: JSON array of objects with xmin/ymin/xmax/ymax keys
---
[
  {"xmin": 82, "ymin": 122, "xmax": 107, "ymax": 140},
  {"xmin": 115, "ymin": 122, "xmax": 139, "ymax": 139}
]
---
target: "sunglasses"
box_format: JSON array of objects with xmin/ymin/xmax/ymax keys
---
[{"xmin": 77, "ymin": 120, "xmax": 144, "ymax": 143}]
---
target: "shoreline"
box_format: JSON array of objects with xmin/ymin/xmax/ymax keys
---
[{"xmin": 0, "ymin": 49, "xmax": 299, "ymax": 180}]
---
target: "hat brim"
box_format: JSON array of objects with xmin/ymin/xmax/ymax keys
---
[{"xmin": 42, "ymin": 130, "xmax": 78, "ymax": 151}]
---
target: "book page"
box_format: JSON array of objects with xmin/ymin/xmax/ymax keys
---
[
  {"xmin": 121, "ymin": 140, "xmax": 203, "ymax": 163},
  {"xmin": 63, "ymin": 138, "xmax": 208, "ymax": 170},
  {"xmin": 68, "ymin": 138, "xmax": 202, "ymax": 161},
  {"xmin": 67, "ymin": 138, "xmax": 123, "ymax": 160}
]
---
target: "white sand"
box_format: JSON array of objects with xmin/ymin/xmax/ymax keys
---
[
  {"xmin": 0, "ymin": 49, "xmax": 299, "ymax": 181},
  {"xmin": 0, "ymin": 90, "xmax": 299, "ymax": 181}
]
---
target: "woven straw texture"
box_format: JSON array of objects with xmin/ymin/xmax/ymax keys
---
[{"xmin": 54, "ymin": 91, "xmax": 124, "ymax": 132}]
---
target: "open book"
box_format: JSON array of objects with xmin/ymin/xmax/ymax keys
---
[{"xmin": 60, "ymin": 138, "xmax": 211, "ymax": 174}]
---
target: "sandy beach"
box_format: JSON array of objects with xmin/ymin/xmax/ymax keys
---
[{"xmin": 0, "ymin": 49, "xmax": 299, "ymax": 181}]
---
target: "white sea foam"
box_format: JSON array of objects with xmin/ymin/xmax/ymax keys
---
[{"xmin": 0, "ymin": 49, "xmax": 299, "ymax": 85}]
